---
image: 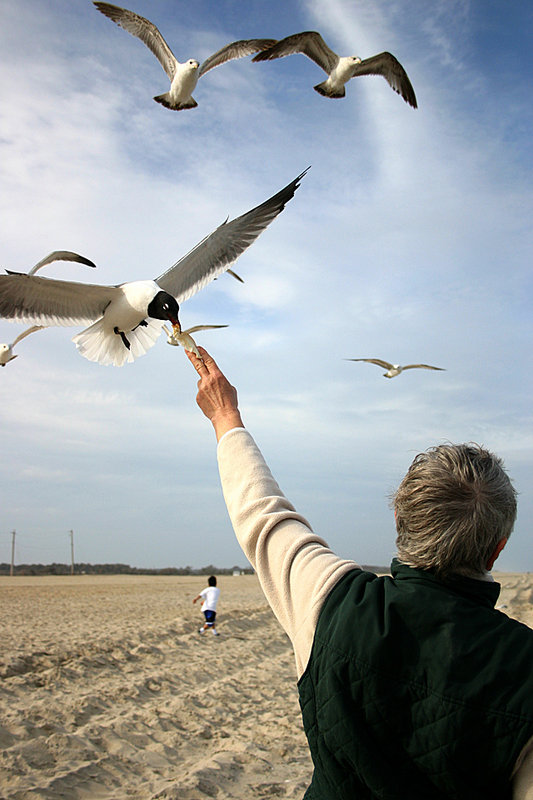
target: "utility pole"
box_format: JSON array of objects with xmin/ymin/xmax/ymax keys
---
[
  {"xmin": 69, "ymin": 530, "xmax": 74, "ymax": 575},
  {"xmin": 10, "ymin": 530, "xmax": 15, "ymax": 576}
]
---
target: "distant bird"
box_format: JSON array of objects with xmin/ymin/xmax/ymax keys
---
[
  {"xmin": 0, "ymin": 326, "xmax": 44, "ymax": 367},
  {"xmin": 347, "ymin": 358, "xmax": 445, "ymax": 378},
  {"xmin": 0, "ymin": 170, "xmax": 307, "ymax": 366},
  {"xmin": 94, "ymin": 1, "xmax": 277, "ymax": 110},
  {"xmin": 253, "ymin": 31, "xmax": 417, "ymax": 108}
]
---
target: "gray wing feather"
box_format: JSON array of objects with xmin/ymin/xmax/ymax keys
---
[
  {"xmin": 94, "ymin": 2, "xmax": 178, "ymax": 80},
  {"xmin": 156, "ymin": 169, "xmax": 309, "ymax": 302},
  {"xmin": 0, "ymin": 274, "xmax": 120, "ymax": 327},
  {"xmin": 347, "ymin": 358, "xmax": 394, "ymax": 369},
  {"xmin": 252, "ymin": 31, "xmax": 339, "ymax": 74},
  {"xmin": 350, "ymin": 52, "xmax": 417, "ymax": 108},
  {"xmin": 28, "ymin": 251, "xmax": 97, "ymax": 275},
  {"xmin": 402, "ymin": 364, "xmax": 445, "ymax": 371},
  {"xmin": 198, "ymin": 38, "xmax": 277, "ymax": 78}
]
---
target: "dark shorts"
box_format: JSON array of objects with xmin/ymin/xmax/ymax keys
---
[{"xmin": 203, "ymin": 610, "xmax": 216, "ymax": 626}]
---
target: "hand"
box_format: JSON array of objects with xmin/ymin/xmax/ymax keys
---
[{"xmin": 187, "ymin": 347, "xmax": 244, "ymax": 441}]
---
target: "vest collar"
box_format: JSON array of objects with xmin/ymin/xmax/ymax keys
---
[{"xmin": 390, "ymin": 559, "xmax": 501, "ymax": 609}]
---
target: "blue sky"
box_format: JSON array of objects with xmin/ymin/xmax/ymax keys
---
[{"xmin": 0, "ymin": 0, "xmax": 531, "ymax": 572}]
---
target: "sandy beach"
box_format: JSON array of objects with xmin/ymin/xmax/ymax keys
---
[{"xmin": 0, "ymin": 571, "xmax": 531, "ymax": 799}]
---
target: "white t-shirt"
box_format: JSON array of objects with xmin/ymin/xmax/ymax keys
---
[{"xmin": 200, "ymin": 586, "xmax": 220, "ymax": 612}]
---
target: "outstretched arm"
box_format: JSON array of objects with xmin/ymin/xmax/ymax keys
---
[{"xmin": 186, "ymin": 347, "xmax": 358, "ymax": 676}]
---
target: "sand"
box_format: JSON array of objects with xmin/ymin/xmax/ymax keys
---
[{"xmin": 0, "ymin": 571, "xmax": 531, "ymax": 799}]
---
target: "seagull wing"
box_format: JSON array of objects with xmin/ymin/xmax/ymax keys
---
[
  {"xmin": 10, "ymin": 325, "xmax": 45, "ymax": 347},
  {"xmin": 350, "ymin": 52, "xmax": 417, "ymax": 108},
  {"xmin": 252, "ymin": 31, "xmax": 339, "ymax": 74},
  {"xmin": 0, "ymin": 274, "xmax": 121, "ymax": 327},
  {"xmin": 402, "ymin": 363, "xmax": 445, "ymax": 371},
  {"xmin": 94, "ymin": 2, "xmax": 178, "ymax": 80},
  {"xmin": 28, "ymin": 251, "xmax": 97, "ymax": 276},
  {"xmin": 183, "ymin": 324, "xmax": 228, "ymax": 333},
  {"xmin": 198, "ymin": 38, "xmax": 278, "ymax": 78},
  {"xmin": 155, "ymin": 169, "xmax": 308, "ymax": 302},
  {"xmin": 347, "ymin": 358, "xmax": 394, "ymax": 369}
]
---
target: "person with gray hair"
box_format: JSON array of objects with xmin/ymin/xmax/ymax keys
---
[
  {"xmin": 186, "ymin": 346, "xmax": 533, "ymax": 800},
  {"xmin": 394, "ymin": 443, "xmax": 517, "ymax": 577}
]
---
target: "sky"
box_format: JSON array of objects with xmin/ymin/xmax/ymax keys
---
[{"xmin": 0, "ymin": 0, "xmax": 531, "ymax": 572}]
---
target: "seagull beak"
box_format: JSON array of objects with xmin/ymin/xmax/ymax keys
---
[{"xmin": 171, "ymin": 319, "xmax": 182, "ymax": 335}]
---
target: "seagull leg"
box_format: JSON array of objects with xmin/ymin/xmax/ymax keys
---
[
  {"xmin": 132, "ymin": 320, "xmax": 148, "ymax": 331},
  {"xmin": 114, "ymin": 326, "xmax": 131, "ymax": 350}
]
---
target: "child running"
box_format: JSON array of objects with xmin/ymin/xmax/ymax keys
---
[{"xmin": 193, "ymin": 575, "xmax": 220, "ymax": 636}]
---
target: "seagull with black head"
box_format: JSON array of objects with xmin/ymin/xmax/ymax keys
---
[{"xmin": 0, "ymin": 171, "xmax": 308, "ymax": 366}]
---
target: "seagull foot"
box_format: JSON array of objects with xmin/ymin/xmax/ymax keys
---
[{"xmin": 114, "ymin": 326, "xmax": 131, "ymax": 350}]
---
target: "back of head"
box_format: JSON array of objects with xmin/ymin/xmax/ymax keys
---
[
  {"xmin": 393, "ymin": 443, "xmax": 517, "ymax": 577},
  {"xmin": 208, "ymin": 575, "xmax": 217, "ymax": 586}
]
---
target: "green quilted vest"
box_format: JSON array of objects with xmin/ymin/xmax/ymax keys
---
[{"xmin": 298, "ymin": 561, "xmax": 533, "ymax": 799}]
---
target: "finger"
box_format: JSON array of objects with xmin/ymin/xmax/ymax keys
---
[
  {"xmin": 186, "ymin": 348, "xmax": 209, "ymax": 374},
  {"xmin": 195, "ymin": 347, "xmax": 221, "ymax": 376}
]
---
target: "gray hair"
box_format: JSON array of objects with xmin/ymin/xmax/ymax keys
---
[{"xmin": 393, "ymin": 443, "xmax": 517, "ymax": 577}]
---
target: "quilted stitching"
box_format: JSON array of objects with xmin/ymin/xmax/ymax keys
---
[{"xmin": 297, "ymin": 568, "xmax": 533, "ymax": 800}]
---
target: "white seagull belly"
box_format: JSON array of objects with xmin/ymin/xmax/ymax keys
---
[
  {"xmin": 103, "ymin": 280, "xmax": 160, "ymax": 332},
  {"xmin": 170, "ymin": 67, "xmax": 199, "ymax": 102}
]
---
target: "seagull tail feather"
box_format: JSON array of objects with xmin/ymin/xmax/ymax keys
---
[
  {"xmin": 72, "ymin": 318, "xmax": 163, "ymax": 367},
  {"xmin": 153, "ymin": 93, "xmax": 198, "ymax": 110},
  {"xmin": 314, "ymin": 81, "xmax": 345, "ymax": 98}
]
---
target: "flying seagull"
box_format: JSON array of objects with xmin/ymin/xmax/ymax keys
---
[
  {"xmin": 0, "ymin": 170, "xmax": 308, "ymax": 366},
  {"xmin": 94, "ymin": 1, "xmax": 277, "ymax": 110},
  {"xmin": 0, "ymin": 326, "xmax": 45, "ymax": 367},
  {"xmin": 253, "ymin": 31, "xmax": 417, "ymax": 108},
  {"xmin": 347, "ymin": 358, "xmax": 445, "ymax": 378}
]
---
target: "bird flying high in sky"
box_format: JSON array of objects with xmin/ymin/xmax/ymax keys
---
[
  {"xmin": 347, "ymin": 358, "xmax": 444, "ymax": 378},
  {"xmin": 253, "ymin": 31, "xmax": 417, "ymax": 107},
  {"xmin": 94, "ymin": 2, "xmax": 277, "ymax": 110}
]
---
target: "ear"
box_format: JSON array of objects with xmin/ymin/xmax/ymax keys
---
[{"xmin": 486, "ymin": 538, "xmax": 507, "ymax": 571}]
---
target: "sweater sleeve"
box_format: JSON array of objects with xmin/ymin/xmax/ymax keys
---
[
  {"xmin": 217, "ymin": 427, "xmax": 359, "ymax": 677},
  {"xmin": 512, "ymin": 736, "xmax": 533, "ymax": 799}
]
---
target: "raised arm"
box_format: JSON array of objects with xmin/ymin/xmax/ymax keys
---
[{"xmin": 187, "ymin": 347, "xmax": 358, "ymax": 675}]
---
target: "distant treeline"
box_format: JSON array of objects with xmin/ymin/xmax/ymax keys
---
[{"xmin": 0, "ymin": 563, "xmax": 253, "ymax": 577}]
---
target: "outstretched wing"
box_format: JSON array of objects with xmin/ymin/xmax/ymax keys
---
[
  {"xmin": 0, "ymin": 274, "xmax": 120, "ymax": 327},
  {"xmin": 198, "ymin": 38, "xmax": 277, "ymax": 78},
  {"xmin": 350, "ymin": 52, "xmax": 417, "ymax": 108},
  {"xmin": 94, "ymin": 2, "xmax": 178, "ymax": 80},
  {"xmin": 402, "ymin": 363, "xmax": 445, "ymax": 371},
  {"xmin": 28, "ymin": 251, "xmax": 96, "ymax": 276},
  {"xmin": 155, "ymin": 169, "xmax": 309, "ymax": 302},
  {"xmin": 11, "ymin": 325, "xmax": 45, "ymax": 347},
  {"xmin": 253, "ymin": 31, "xmax": 339, "ymax": 75},
  {"xmin": 347, "ymin": 358, "xmax": 394, "ymax": 369}
]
